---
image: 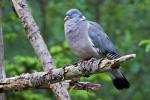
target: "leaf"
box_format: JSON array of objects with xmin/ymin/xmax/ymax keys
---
[
  {"xmin": 50, "ymin": 45, "xmax": 62, "ymax": 53},
  {"xmin": 146, "ymin": 44, "xmax": 150, "ymax": 52},
  {"xmin": 99, "ymin": 73, "xmax": 111, "ymax": 82},
  {"xmin": 139, "ymin": 40, "xmax": 150, "ymax": 46},
  {"xmin": 63, "ymin": 41, "xmax": 69, "ymax": 48}
]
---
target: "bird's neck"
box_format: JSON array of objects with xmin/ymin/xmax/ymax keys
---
[{"xmin": 65, "ymin": 18, "xmax": 82, "ymax": 33}]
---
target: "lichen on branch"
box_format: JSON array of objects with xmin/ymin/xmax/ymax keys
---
[{"xmin": 0, "ymin": 54, "xmax": 135, "ymax": 92}]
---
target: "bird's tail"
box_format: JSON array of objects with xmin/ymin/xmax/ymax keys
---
[{"xmin": 110, "ymin": 69, "xmax": 130, "ymax": 90}]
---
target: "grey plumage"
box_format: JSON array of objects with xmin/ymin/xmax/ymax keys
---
[{"xmin": 64, "ymin": 9, "xmax": 129, "ymax": 89}]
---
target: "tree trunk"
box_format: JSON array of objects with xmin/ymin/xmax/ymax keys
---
[{"xmin": 0, "ymin": 8, "xmax": 6, "ymax": 100}]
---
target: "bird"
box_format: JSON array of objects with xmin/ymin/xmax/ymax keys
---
[{"xmin": 64, "ymin": 9, "xmax": 130, "ymax": 90}]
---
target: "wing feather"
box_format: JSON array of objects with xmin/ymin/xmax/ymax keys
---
[{"xmin": 88, "ymin": 21, "xmax": 120, "ymax": 59}]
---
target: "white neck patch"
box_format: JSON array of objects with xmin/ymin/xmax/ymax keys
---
[{"xmin": 80, "ymin": 16, "xmax": 86, "ymax": 21}]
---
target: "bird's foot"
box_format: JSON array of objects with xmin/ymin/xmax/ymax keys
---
[
  {"xmin": 88, "ymin": 57, "xmax": 97, "ymax": 62},
  {"xmin": 73, "ymin": 60, "xmax": 83, "ymax": 65}
]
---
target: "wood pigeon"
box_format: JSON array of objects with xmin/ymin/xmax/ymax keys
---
[{"xmin": 64, "ymin": 9, "xmax": 129, "ymax": 89}]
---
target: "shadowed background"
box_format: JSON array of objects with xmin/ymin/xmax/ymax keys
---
[{"xmin": 1, "ymin": 0, "xmax": 150, "ymax": 100}]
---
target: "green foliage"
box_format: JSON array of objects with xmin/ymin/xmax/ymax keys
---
[
  {"xmin": 4, "ymin": 32, "xmax": 17, "ymax": 42},
  {"xmin": 139, "ymin": 40, "xmax": 150, "ymax": 52},
  {"xmin": 8, "ymin": 90, "xmax": 51, "ymax": 100},
  {"xmin": 70, "ymin": 90, "xmax": 96, "ymax": 100},
  {"xmin": 1, "ymin": 0, "xmax": 150, "ymax": 99},
  {"xmin": 4, "ymin": 56, "xmax": 41, "ymax": 76}
]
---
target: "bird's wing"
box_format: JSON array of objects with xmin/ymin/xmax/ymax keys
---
[
  {"xmin": 88, "ymin": 21, "xmax": 105, "ymax": 32},
  {"xmin": 88, "ymin": 21, "xmax": 120, "ymax": 59}
]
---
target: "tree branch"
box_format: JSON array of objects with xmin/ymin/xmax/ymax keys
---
[
  {"xmin": 11, "ymin": 0, "xmax": 70, "ymax": 99},
  {"xmin": 64, "ymin": 80, "xmax": 100, "ymax": 91},
  {"xmin": 0, "ymin": 80, "xmax": 100, "ymax": 91},
  {"xmin": 0, "ymin": 54, "xmax": 135, "ymax": 92}
]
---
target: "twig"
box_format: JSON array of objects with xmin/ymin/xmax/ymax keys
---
[{"xmin": 65, "ymin": 80, "xmax": 101, "ymax": 91}]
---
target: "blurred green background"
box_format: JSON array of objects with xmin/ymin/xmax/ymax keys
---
[{"xmin": 1, "ymin": 0, "xmax": 150, "ymax": 100}]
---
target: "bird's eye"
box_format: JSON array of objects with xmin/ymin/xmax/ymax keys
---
[{"xmin": 67, "ymin": 13, "xmax": 71, "ymax": 17}]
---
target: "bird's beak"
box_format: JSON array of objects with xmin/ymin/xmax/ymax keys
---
[{"xmin": 64, "ymin": 16, "xmax": 69, "ymax": 21}]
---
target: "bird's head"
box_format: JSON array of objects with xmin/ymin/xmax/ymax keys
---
[{"xmin": 64, "ymin": 9, "xmax": 86, "ymax": 21}]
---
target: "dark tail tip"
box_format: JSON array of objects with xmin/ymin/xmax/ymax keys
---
[{"xmin": 112, "ymin": 77, "xmax": 130, "ymax": 90}]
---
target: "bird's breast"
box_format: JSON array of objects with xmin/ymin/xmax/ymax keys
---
[{"xmin": 65, "ymin": 20, "xmax": 99, "ymax": 59}]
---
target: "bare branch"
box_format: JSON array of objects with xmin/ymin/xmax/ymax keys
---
[
  {"xmin": 64, "ymin": 80, "xmax": 101, "ymax": 91},
  {"xmin": 0, "ymin": 80, "xmax": 100, "ymax": 91},
  {"xmin": 0, "ymin": 54, "xmax": 135, "ymax": 92},
  {"xmin": 11, "ymin": 0, "xmax": 70, "ymax": 99}
]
